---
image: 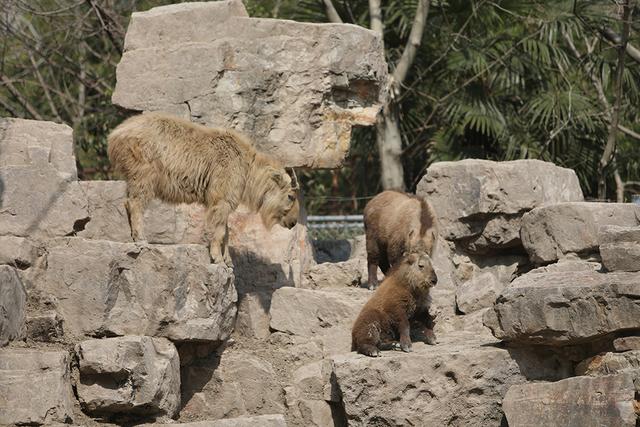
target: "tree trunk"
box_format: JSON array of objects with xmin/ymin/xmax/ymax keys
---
[
  {"xmin": 597, "ymin": 0, "xmax": 633, "ymax": 200},
  {"xmin": 376, "ymin": 102, "xmax": 405, "ymax": 190}
]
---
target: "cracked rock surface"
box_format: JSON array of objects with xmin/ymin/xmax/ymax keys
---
[{"xmin": 112, "ymin": 0, "xmax": 387, "ymax": 168}]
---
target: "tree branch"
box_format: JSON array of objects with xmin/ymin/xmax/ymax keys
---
[
  {"xmin": 321, "ymin": 0, "xmax": 343, "ymax": 24},
  {"xmin": 391, "ymin": 0, "xmax": 430, "ymax": 93},
  {"xmin": 0, "ymin": 73, "xmax": 43, "ymax": 120},
  {"xmin": 600, "ymin": 26, "xmax": 640, "ymax": 65}
]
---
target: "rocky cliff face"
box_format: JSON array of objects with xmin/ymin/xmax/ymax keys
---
[{"xmin": 2, "ymin": 1, "xmax": 640, "ymax": 426}]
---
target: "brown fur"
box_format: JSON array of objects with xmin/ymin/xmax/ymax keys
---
[
  {"xmin": 351, "ymin": 251, "xmax": 437, "ymax": 357},
  {"xmin": 107, "ymin": 112, "xmax": 299, "ymax": 264},
  {"xmin": 364, "ymin": 190, "xmax": 438, "ymax": 289}
]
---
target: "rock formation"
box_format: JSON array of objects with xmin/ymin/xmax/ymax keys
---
[{"xmin": 2, "ymin": 1, "xmax": 640, "ymax": 426}]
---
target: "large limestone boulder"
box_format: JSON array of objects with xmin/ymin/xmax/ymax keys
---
[
  {"xmin": 503, "ymin": 374, "xmax": 637, "ymax": 427},
  {"xmin": 0, "ymin": 117, "xmax": 76, "ymax": 179},
  {"xmin": 78, "ymin": 180, "xmax": 207, "ymax": 244},
  {"xmin": 416, "ymin": 159, "xmax": 583, "ymax": 251},
  {"xmin": 228, "ymin": 207, "xmax": 314, "ymax": 292},
  {"xmin": 24, "ymin": 238, "xmax": 237, "ymax": 342},
  {"xmin": 521, "ymin": 202, "xmax": 640, "ymax": 264},
  {"xmin": 331, "ymin": 339, "xmax": 571, "ymax": 426},
  {"xmin": 483, "ymin": 269, "xmax": 640, "ymax": 346},
  {"xmin": 0, "ymin": 265, "xmax": 26, "ymax": 346},
  {"xmin": 112, "ymin": 0, "xmax": 387, "ymax": 168},
  {"xmin": 575, "ymin": 350, "xmax": 640, "ymax": 376},
  {"xmin": 0, "ymin": 348, "xmax": 74, "ymax": 425},
  {"xmin": 0, "ymin": 166, "xmax": 88, "ymax": 238},
  {"xmin": 0, "ymin": 118, "xmax": 88, "ymax": 238},
  {"xmin": 76, "ymin": 336, "xmax": 181, "ymax": 417},
  {"xmin": 454, "ymin": 254, "xmax": 524, "ymax": 314},
  {"xmin": 180, "ymin": 350, "xmax": 285, "ymax": 421},
  {"xmin": 0, "ymin": 236, "xmax": 38, "ymax": 268},
  {"xmin": 599, "ymin": 225, "xmax": 640, "ymax": 272},
  {"xmin": 269, "ymin": 287, "xmax": 370, "ymax": 356}
]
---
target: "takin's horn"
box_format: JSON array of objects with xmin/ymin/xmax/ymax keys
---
[{"xmin": 286, "ymin": 167, "xmax": 299, "ymax": 190}]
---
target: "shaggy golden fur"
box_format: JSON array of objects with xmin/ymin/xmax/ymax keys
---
[
  {"xmin": 363, "ymin": 190, "xmax": 438, "ymax": 289},
  {"xmin": 351, "ymin": 250, "xmax": 437, "ymax": 357},
  {"xmin": 107, "ymin": 112, "xmax": 299, "ymax": 264}
]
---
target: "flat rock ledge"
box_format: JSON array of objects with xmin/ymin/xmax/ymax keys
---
[
  {"xmin": 24, "ymin": 238, "xmax": 237, "ymax": 343},
  {"xmin": 0, "ymin": 348, "xmax": 74, "ymax": 426},
  {"xmin": 484, "ymin": 269, "xmax": 640, "ymax": 346},
  {"xmin": 330, "ymin": 336, "xmax": 572, "ymax": 427}
]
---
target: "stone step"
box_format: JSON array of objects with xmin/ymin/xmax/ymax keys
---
[
  {"xmin": 330, "ymin": 338, "xmax": 572, "ymax": 426},
  {"xmin": 23, "ymin": 238, "xmax": 236, "ymax": 343},
  {"xmin": 484, "ymin": 267, "xmax": 640, "ymax": 346},
  {"xmin": 0, "ymin": 348, "xmax": 74, "ymax": 425}
]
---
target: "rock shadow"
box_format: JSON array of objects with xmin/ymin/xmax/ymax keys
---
[{"xmin": 229, "ymin": 248, "xmax": 296, "ymax": 313}]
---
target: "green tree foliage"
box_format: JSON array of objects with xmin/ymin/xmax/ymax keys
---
[{"xmin": 262, "ymin": 0, "xmax": 640, "ymax": 212}]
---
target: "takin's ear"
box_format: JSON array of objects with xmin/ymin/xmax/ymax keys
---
[{"xmin": 269, "ymin": 168, "xmax": 289, "ymax": 188}]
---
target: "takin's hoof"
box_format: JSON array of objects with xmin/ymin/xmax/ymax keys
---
[
  {"xmin": 358, "ymin": 345, "xmax": 381, "ymax": 357},
  {"xmin": 400, "ymin": 340, "xmax": 413, "ymax": 353}
]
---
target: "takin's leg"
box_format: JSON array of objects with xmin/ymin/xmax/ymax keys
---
[
  {"xmin": 204, "ymin": 200, "xmax": 234, "ymax": 265},
  {"xmin": 411, "ymin": 308, "xmax": 437, "ymax": 345},
  {"xmin": 352, "ymin": 318, "xmax": 382, "ymax": 357},
  {"xmin": 125, "ymin": 178, "xmax": 154, "ymax": 242},
  {"xmin": 365, "ymin": 235, "xmax": 381, "ymax": 290},
  {"xmin": 397, "ymin": 313, "xmax": 412, "ymax": 353}
]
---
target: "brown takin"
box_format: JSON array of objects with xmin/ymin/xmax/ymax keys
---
[
  {"xmin": 107, "ymin": 112, "xmax": 299, "ymax": 264},
  {"xmin": 363, "ymin": 190, "xmax": 438, "ymax": 289},
  {"xmin": 351, "ymin": 250, "xmax": 437, "ymax": 357}
]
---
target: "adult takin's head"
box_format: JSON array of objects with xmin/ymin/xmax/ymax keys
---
[
  {"xmin": 397, "ymin": 250, "xmax": 437, "ymax": 292},
  {"xmin": 253, "ymin": 166, "xmax": 300, "ymax": 230}
]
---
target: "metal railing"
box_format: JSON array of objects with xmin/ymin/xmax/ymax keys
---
[{"xmin": 307, "ymin": 215, "xmax": 364, "ymax": 240}]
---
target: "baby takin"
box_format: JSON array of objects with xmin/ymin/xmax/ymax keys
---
[
  {"xmin": 364, "ymin": 190, "xmax": 438, "ymax": 289},
  {"xmin": 107, "ymin": 112, "xmax": 299, "ymax": 264},
  {"xmin": 351, "ymin": 250, "xmax": 438, "ymax": 357}
]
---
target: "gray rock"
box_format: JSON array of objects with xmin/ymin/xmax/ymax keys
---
[
  {"xmin": 599, "ymin": 224, "xmax": 640, "ymax": 244},
  {"xmin": 269, "ymin": 287, "xmax": 369, "ymax": 356},
  {"xmin": 503, "ymin": 374, "xmax": 637, "ymax": 427},
  {"xmin": 296, "ymin": 399, "xmax": 342, "ymax": 427},
  {"xmin": 331, "ymin": 339, "xmax": 571, "ymax": 426},
  {"xmin": 76, "ymin": 336, "xmax": 181, "ymax": 417},
  {"xmin": 234, "ymin": 292, "xmax": 271, "ymax": 340},
  {"xmin": 0, "ymin": 166, "xmax": 88, "ymax": 238},
  {"xmin": 0, "ymin": 117, "xmax": 76, "ymax": 179},
  {"xmin": 0, "ymin": 236, "xmax": 38, "ymax": 268},
  {"xmin": 614, "ymin": 336, "xmax": 640, "ymax": 352},
  {"xmin": 0, "ymin": 348, "xmax": 74, "ymax": 425},
  {"xmin": 180, "ymin": 350, "xmax": 284, "ymax": 421},
  {"xmin": 145, "ymin": 414, "xmax": 287, "ymax": 426},
  {"xmin": 113, "ymin": 0, "xmax": 387, "ymax": 168},
  {"xmin": 575, "ymin": 350, "xmax": 640, "ymax": 376},
  {"xmin": 454, "ymin": 255, "xmax": 522, "ymax": 314},
  {"xmin": 521, "ymin": 202, "xmax": 640, "ymax": 264},
  {"xmin": 304, "ymin": 259, "xmax": 362, "ymax": 288},
  {"xmin": 228, "ymin": 207, "xmax": 315, "ymax": 292},
  {"xmin": 416, "ymin": 159, "xmax": 583, "ymax": 247},
  {"xmin": 484, "ymin": 269, "xmax": 640, "ymax": 346},
  {"xmin": 78, "ymin": 180, "xmax": 207, "ymax": 244},
  {"xmin": 292, "ymin": 359, "xmax": 339, "ymax": 402},
  {"xmin": 0, "ymin": 265, "xmax": 26, "ymax": 346},
  {"xmin": 600, "ymin": 241, "xmax": 640, "ymax": 272},
  {"xmin": 25, "ymin": 238, "xmax": 236, "ymax": 342},
  {"xmin": 456, "ymin": 271, "xmax": 504, "ymax": 314}
]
